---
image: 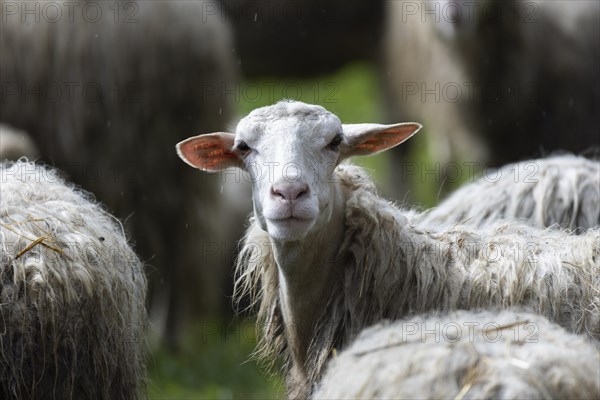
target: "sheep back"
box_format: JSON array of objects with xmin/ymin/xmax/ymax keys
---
[
  {"xmin": 315, "ymin": 310, "xmax": 600, "ymax": 399},
  {"xmin": 0, "ymin": 161, "xmax": 147, "ymax": 400}
]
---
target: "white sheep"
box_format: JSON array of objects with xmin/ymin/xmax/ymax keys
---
[
  {"xmin": 177, "ymin": 101, "xmax": 600, "ymax": 398},
  {"xmin": 0, "ymin": 161, "xmax": 147, "ymax": 399},
  {"xmin": 315, "ymin": 309, "xmax": 600, "ymax": 399},
  {"xmin": 418, "ymin": 154, "xmax": 600, "ymax": 232}
]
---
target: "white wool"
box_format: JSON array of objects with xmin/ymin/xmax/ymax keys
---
[
  {"xmin": 314, "ymin": 310, "xmax": 600, "ymax": 399},
  {"xmin": 0, "ymin": 161, "xmax": 147, "ymax": 400},
  {"xmin": 418, "ymin": 155, "xmax": 600, "ymax": 231},
  {"xmin": 189, "ymin": 100, "xmax": 600, "ymax": 398},
  {"xmin": 236, "ymin": 163, "xmax": 600, "ymax": 398}
]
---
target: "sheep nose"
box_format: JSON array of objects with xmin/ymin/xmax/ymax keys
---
[{"xmin": 271, "ymin": 182, "xmax": 309, "ymax": 201}]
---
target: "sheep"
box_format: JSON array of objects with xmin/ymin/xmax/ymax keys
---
[
  {"xmin": 0, "ymin": 0, "xmax": 238, "ymax": 346},
  {"xmin": 0, "ymin": 124, "xmax": 38, "ymax": 161},
  {"xmin": 452, "ymin": 0, "xmax": 600, "ymax": 167},
  {"xmin": 380, "ymin": 0, "xmax": 599, "ymax": 195},
  {"xmin": 314, "ymin": 309, "xmax": 600, "ymax": 399},
  {"xmin": 0, "ymin": 161, "xmax": 147, "ymax": 399},
  {"xmin": 417, "ymin": 154, "xmax": 600, "ymax": 232},
  {"xmin": 176, "ymin": 101, "xmax": 600, "ymax": 398},
  {"xmin": 380, "ymin": 0, "xmax": 489, "ymax": 197}
]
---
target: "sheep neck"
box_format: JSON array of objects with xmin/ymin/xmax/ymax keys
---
[{"xmin": 271, "ymin": 182, "xmax": 346, "ymax": 375}]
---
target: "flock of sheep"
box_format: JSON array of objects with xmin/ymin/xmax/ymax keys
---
[
  {"xmin": 3, "ymin": 100, "xmax": 598, "ymax": 399},
  {"xmin": 1, "ymin": 0, "xmax": 599, "ymax": 399}
]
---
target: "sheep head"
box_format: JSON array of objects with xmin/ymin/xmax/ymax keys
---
[{"xmin": 177, "ymin": 101, "xmax": 421, "ymax": 242}]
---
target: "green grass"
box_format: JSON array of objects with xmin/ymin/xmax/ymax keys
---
[{"xmin": 148, "ymin": 319, "xmax": 283, "ymax": 400}]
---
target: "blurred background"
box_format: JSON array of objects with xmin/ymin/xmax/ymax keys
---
[{"xmin": 0, "ymin": 0, "xmax": 598, "ymax": 398}]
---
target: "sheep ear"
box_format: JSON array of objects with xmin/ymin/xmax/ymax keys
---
[
  {"xmin": 341, "ymin": 123, "xmax": 422, "ymax": 157},
  {"xmin": 176, "ymin": 132, "xmax": 243, "ymax": 172}
]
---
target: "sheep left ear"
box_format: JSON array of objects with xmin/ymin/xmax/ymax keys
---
[
  {"xmin": 176, "ymin": 132, "xmax": 243, "ymax": 172},
  {"xmin": 341, "ymin": 122, "xmax": 422, "ymax": 158}
]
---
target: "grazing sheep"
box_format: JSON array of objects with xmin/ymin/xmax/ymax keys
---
[
  {"xmin": 176, "ymin": 101, "xmax": 600, "ymax": 398},
  {"xmin": 418, "ymin": 154, "xmax": 600, "ymax": 232},
  {"xmin": 0, "ymin": 161, "xmax": 147, "ymax": 399},
  {"xmin": 315, "ymin": 310, "xmax": 600, "ymax": 399},
  {"xmin": 0, "ymin": 0, "xmax": 238, "ymax": 345},
  {"xmin": 0, "ymin": 124, "xmax": 38, "ymax": 161}
]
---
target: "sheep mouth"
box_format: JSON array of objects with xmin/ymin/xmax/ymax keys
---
[
  {"xmin": 268, "ymin": 216, "xmax": 312, "ymax": 223},
  {"xmin": 264, "ymin": 206, "xmax": 317, "ymax": 222}
]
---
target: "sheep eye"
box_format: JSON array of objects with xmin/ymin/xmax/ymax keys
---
[
  {"xmin": 236, "ymin": 141, "xmax": 251, "ymax": 154},
  {"xmin": 327, "ymin": 134, "xmax": 343, "ymax": 151}
]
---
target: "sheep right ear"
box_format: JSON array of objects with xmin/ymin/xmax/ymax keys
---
[
  {"xmin": 341, "ymin": 122, "xmax": 422, "ymax": 158},
  {"xmin": 176, "ymin": 133, "xmax": 243, "ymax": 172}
]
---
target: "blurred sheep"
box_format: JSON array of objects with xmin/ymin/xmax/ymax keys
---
[
  {"xmin": 0, "ymin": 161, "xmax": 147, "ymax": 400},
  {"xmin": 0, "ymin": 0, "xmax": 239, "ymax": 345},
  {"xmin": 381, "ymin": 0, "xmax": 488, "ymax": 185},
  {"xmin": 315, "ymin": 310, "xmax": 600, "ymax": 399},
  {"xmin": 381, "ymin": 0, "xmax": 599, "ymax": 195},
  {"xmin": 454, "ymin": 0, "xmax": 600, "ymax": 166}
]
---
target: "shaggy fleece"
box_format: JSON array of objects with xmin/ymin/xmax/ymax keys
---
[
  {"xmin": 418, "ymin": 155, "xmax": 600, "ymax": 232},
  {"xmin": 235, "ymin": 163, "xmax": 600, "ymax": 398},
  {"xmin": 0, "ymin": 161, "xmax": 147, "ymax": 400}
]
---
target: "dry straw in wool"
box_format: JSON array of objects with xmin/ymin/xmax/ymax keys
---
[{"xmin": 0, "ymin": 161, "xmax": 147, "ymax": 400}]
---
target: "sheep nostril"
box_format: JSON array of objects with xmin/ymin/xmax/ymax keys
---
[
  {"xmin": 296, "ymin": 185, "xmax": 309, "ymax": 200},
  {"xmin": 272, "ymin": 186, "xmax": 285, "ymax": 199}
]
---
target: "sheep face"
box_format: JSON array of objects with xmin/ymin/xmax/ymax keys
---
[
  {"xmin": 235, "ymin": 109, "xmax": 344, "ymax": 242},
  {"xmin": 177, "ymin": 101, "xmax": 421, "ymax": 242}
]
